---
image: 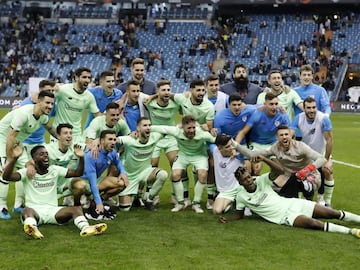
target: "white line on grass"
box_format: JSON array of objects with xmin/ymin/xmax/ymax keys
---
[{"xmin": 333, "ymin": 159, "xmax": 360, "ymax": 169}]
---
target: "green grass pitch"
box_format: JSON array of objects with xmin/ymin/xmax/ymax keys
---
[{"xmin": 0, "ymin": 110, "xmax": 360, "ymax": 270}]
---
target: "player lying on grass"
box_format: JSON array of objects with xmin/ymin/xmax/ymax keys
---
[
  {"xmin": 219, "ymin": 163, "xmax": 360, "ymax": 238},
  {"xmin": 2, "ymin": 143, "xmax": 107, "ymax": 239}
]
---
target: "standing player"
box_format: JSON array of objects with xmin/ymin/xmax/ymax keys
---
[
  {"xmin": 236, "ymin": 93, "xmax": 290, "ymax": 175},
  {"xmin": 294, "ymin": 64, "xmax": 331, "ymax": 116},
  {"xmin": 290, "ymin": 97, "xmax": 334, "ymax": 207},
  {"xmin": 220, "ymin": 166, "xmax": 360, "ymax": 239},
  {"xmin": 257, "ymin": 70, "xmax": 303, "ymax": 120},
  {"xmin": 174, "ymin": 79, "xmax": 215, "ymax": 208},
  {"xmin": 116, "ymin": 117, "xmax": 168, "ymax": 212},
  {"xmin": 52, "ymin": 67, "xmax": 101, "ymax": 144},
  {"xmin": 118, "ymin": 58, "xmax": 156, "ymax": 95},
  {"xmin": 151, "ymin": 115, "xmax": 216, "ymax": 213},
  {"xmin": 3, "ymin": 143, "xmax": 107, "ymax": 239},
  {"xmin": 121, "ymin": 80, "xmax": 147, "ymax": 132},
  {"xmin": 84, "ymin": 71, "xmax": 123, "ymax": 128},
  {"xmin": 0, "ymin": 90, "xmax": 56, "ymax": 220},
  {"xmin": 220, "ymin": 63, "xmax": 263, "ymax": 104},
  {"xmin": 142, "ymin": 79, "xmax": 181, "ymax": 204},
  {"xmin": 204, "ymin": 74, "xmax": 228, "ymax": 115},
  {"xmin": 143, "ymin": 79, "xmax": 180, "ymax": 168}
]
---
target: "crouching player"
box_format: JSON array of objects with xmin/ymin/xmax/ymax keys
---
[{"xmin": 3, "ymin": 143, "xmax": 107, "ymax": 239}]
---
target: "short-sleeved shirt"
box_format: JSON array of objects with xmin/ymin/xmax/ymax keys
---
[
  {"xmin": 84, "ymin": 87, "xmax": 123, "ymax": 128},
  {"xmin": 174, "ymin": 94, "xmax": 215, "ymax": 125},
  {"xmin": 84, "ymin": 115, "xmax": 130, "ymax": 140},
  {"xmin": 0, "ymin": 105, "xmax": 49, "ymax": 144},
  {"xmin": 236, "ymin": 173, "xmax": 316, "ymax": 225},
  {"xmin": 294, "ymin": 83, "xmax": 331, "ymax": 116},
  {"xmin": 214, "ymin": 106, "xmax": 256, "ymax": 144},
  {"xmin": 151, "ymin": 125, "xmax": 215, "ymax": 157},
  {"xmin": 205, "ymin": 91, "xmax": 229, "ymax": 115},
  {"xmin": 45, "ymin": 143, "xmax": 77, "ymax": 168},
  {"xmin": 20, "ymin": 97, "xmax": 55, "ymax": 145},
  {"xmin": 117, "ymin": 132, "xmax": 163, "ymax": 179},
  {"xmin": 247, "ymin": 109, "xmax": 290, "ymax": 145},
  {"xmin": 18, "ymin": 165, "xmax": 68, "ymax": 208},
  {"xmin": 212, "ymin": 146, "xmax": 242, "ymax": 193},
  {"xmin": 257, "ymin": 89, "xmax": 302, "ymax": 120},
  {"xmin": 54, "ymin": 84, "xmax": 99, "ymax": 137},
  {"xmin": 290, "ymin": 111, "xmax": 332, "ymax": 155},
  {"xmin": 144, "ymin": 99, "xmax": 180, "ymax": 126}
]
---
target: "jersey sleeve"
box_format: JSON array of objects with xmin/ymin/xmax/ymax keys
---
[
  {"xmin": 84, "ymin": 151, "xmax": 102, "ymax": 205},
  {"xmin": 151, "ymin": 125, "xmax": 179, "ymax": 137},
  {"xmin": 87, "ymin": 94, "xmax": 100, "ymax": 114},
  {"xmin": 321, "ymin": 116, "xmax": 332, "ymax": 131}
]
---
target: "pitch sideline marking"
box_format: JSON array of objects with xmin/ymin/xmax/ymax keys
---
[{"xmin": 333, "ymin": 159, "xmax": 360, "ymax": 169}]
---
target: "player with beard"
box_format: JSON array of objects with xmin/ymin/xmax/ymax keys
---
[
  {"xmin": 151, "ymin": 115, "xmax": 216, "ymax": 214},
  {"xmin": 233, "ymin": 126, "xmax": 327, "ymax": 200},
  {"xmin": 290, "ymin": 97, "xmax": 334, "ymax": 207},
  {"xmin": 84, "ymin": 71, "xmax": 123, "ymax": 129},
  {"xmin": 116, "ymin": 117, "xmax": 168, "ymax": 212},
  {"xmin": 257, "ymin": 70, "xmax": 303, "ymax": 120},
  {"xmin": 118, "ymin": 58, "xmax": 156, "ymax": 95},
  {"xmin": 173, "ymin": 79, "xmax": 215, "ymax": 209},
  {"xmin": 3, "ymin": 143, "xmax": 107, "ymax": 239},
  {"xmin": 0, "ymin": 90, "xmax": 57, "ymax": 220},
  {"xmin": 79, "ymin": 130, "xmax": 128, "ymax": 220},
  {"xmin": 84, "ymin": 102, "xmax": 130, "ymax": 150},
  {"xmin": 52, "ymin": 67, "xmax": 101, "ymax": 144},
  {"xmin": 220, "ymin": 63, "xmax": 263, "ymax": 105},
  {"xmin": 214, "ymin": 93, "xmax": 257, "ymax": 171}
]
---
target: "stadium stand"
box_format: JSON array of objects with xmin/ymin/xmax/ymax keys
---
[{"xmin": 0, "ymin": 1, "xmax": 358, "ymax": 97}]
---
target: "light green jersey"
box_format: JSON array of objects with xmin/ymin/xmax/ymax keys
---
[
  {"xmin": 257, "ymin": 89, "xmax": 302, "ymax": 119},
  {"xmin": 236, "ymin": 173, "xmax": 296, "ymax": 224},
  {"xmin": 117, "ymin": 132, "xmax": 163, "ymax": 178},
  {"xmin": 18, "ymin": 165, "xmax": 68, "ymax": 208},
  {"xmin": 144, "ymin": 99, "xmax": 180, "ymax": 126},
  {"xmin": 53, "ymin": 84, "xmax": 99, "ymax": 136},
  {"xmin": 174, "ymin": 94, "xmax": 215, "ymax": 124},
  {"xmin": 151, "ymin": 125, "xmax": 215, "ymax": 157},
  {"xmin": 45, "ymin": 143, "xmax": 77, "ymax": 168},
  {"xmin": 84, "ymin": 115, "xmax": 130, "ymax": 140},
  {"xmin": 0, "ymin": 105, "xmax": 49, "ymax": 144}
]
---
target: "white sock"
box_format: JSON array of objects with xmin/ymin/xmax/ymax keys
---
[
  {"xmin": 14, "ymin": 181, "xmax": 25, "ymax": 208},
  {"xmin": 0, "ymin": 180, "xmax": 9, "ymax": 208},
  {"xmin": 341, "ymin": 211, "xmax": 360, "ymax": 223},
  {"xmin": 24, "ymin": 217, "xmax": 37, "ymax": 227},
  {"xmin": 74, "ymin": 216, "xmax": 89, "ymax": 231},
  {"xmin": 324, "ymin": 180, "xmax": 334, "ymax": 204},
  {"xmin": 193, "ymin": 181, "xmax": 206, "ymax": 204},
  {"xmin": 324, "ymin": 222, "xmax": 351, "ymax": 234}
]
